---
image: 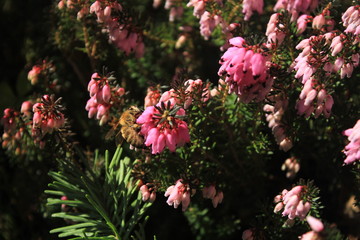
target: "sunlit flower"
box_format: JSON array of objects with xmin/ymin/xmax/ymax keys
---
[
  {"xmin": 218, "ymin": 37, "xmax": 273, "ymax": 103},
  {"xmin": 274, "ymin": 185, "xmax": 311, "ymax": 220},
  {"xmin": 164, "ymin": 179, "xmax": 191, "ymax": 211},
  {"xmin": 136, "ymin": 101, "xmax": 190, "ymax": 154}
]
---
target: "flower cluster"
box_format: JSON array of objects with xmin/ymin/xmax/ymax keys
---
[
  {"xmin": 136, "ymin": 101, "xmax": 190, "ymax": 154},
  {"xmin": 184, "ymin": 79, "xmax": 210, "ymax": 109},
  {"xmin": 186, "ymin": 0, "xmax": 236, "ymax": 43},
  {"xmin": 139, "ymin": 184, "xmax": 156, "ymax": 203},
  {"xmin": 21, "ymin": 101, "xmax": 33, "ymax": 119},
  {"xmin": 343, "ymin": 120, "xmax": 360, "ymax": 165},
  {"xmin": 274, "ymin": 186, "xmax": 311, "ymax": 221},
  {"xmin": 155, "ymin": 0, "xmax": 184, "ymax": 22},
  {"xmin": 86, "ymin": 73, "xmax": 111, "ymax": 125},
  {"xmin": 27, "ymin": 60, "xmax": 57, "ymax": 88},
  {"xmin": 281, "ymin": 157, "xmax": 300, "ymax": 179},
  {"xmin": 242, "ymin": 0, "xmax": 263, "ymax": 21},
  {"xmin": 294, "ymin": 35, "xmax": 329, "ymax": 84},
  {"xmin": 218, "ymin": 37, "xmax": 273, "ymax": 103},
  {"xmin": 296, "ymin": 79, "xmax": 333, "ymax": 118},
  {"xmin": 187, "ymin": 0, "xmax": 206, "ymax": 18},
  {"xmin": 293, "ymin": 35, "xmax": 336, "ymax": 118},
  {"xmin": 329, "ymin": 34, "xmax": 359, "ymax": 79},
  {"xmin": 263, "ymin": 95, "xmax": 293, "ymax": 152},
  {"xmin": 265, "ymin": 13, "xmax": 286, "ymax": 48},
  {"xmin": 312, "ymin": 9, "xmax": 334, "ymax": 32},
  {"xmin": 342, "ymin": 5, "xmax": 360, "ymax": 36},
  {"xmin": 164, "ymin": 179, "xmax": 192, "ymax": 211},
  {"xmin": 89, "ymin": 1, "xmax": 144, "ymax": 57},
  {"xmin": 274, "ymin": 0, "xmax": 318, "ymax": 21},
  {"xmin": 1, "ymin": 109, "xmax": 24, "ymax": 155},
  {"xmin": 28, "ymin": 65, "xmax": 43, "ymax": 85},
  {"xmin": 85, "ymin": 73, "xmax": 125, "ymax": 126},
  {"xmin": 296, "ymin": 14, "xmax": 312, "ymax": 35},
  {"xmin": 202, "ymin": 185, "xmax": 224, "ymax": 208},
  {"xmin": 144, "ymin": 86, "xmax": 161, "ymax": 108},
  {"xmin": 32, "ymin": 95, "xmax": 65, "ymax": 146},
  {"xmin": 300, "ymin": 216, "xmax": 324, "ymax": 240}
]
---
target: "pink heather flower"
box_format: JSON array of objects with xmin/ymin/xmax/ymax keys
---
[
  {"xmin": 169, "ymin": 7, "xmax": 183, "ymax": 22},
  {"xmin": 343, "ymin": 120, "xmax": 360, "ymax": 165},
  {"xmin": 274, "ymin": 0, "xmax": 318, "ymax": 21},
  {"xmin": 184, "ymin": 79, "xmax": 210, "ymax": 108},
  {"xmin": 203, "ymin": 185, "xmax": 216, "ymax": 199},
  {"xmin": 187, "ymin": 0, "xmax": 206, "ymax": 18},
  {"xmin": 31, "ymin": 95, "xmax": 66, "ymax": 145},
  {"xmin": 85, "ymin": 72, "xmax": 121, "ymax": 125},
  {"xmin": 312, "ymin": 14, "xmax": 326, "ymax": 30},
  {"xmin": 264, "ymin": 94, "xmax": 293, "ymax": 152},
  {"xmin": 136, "ymin": 101, "xmax": 190, "ymax": 154},
  {"xmin": 57, "ymin": 0, "xmax": 65, "ymax": 9},
  {"xmin": 61, "ymin": 196, "xmax": 68, "ymax": 210},
  {"xmin": 199, "ymin": 11, "xmax": 219, "ymax": 40},
  {"xmin": 158, "ymin": 89, "xmax": 179, "ymax": 107},
  {"xmin": 66, "ymin": 0, "xmax": 74, "ymax": 8},
  {"xmin": 89, "ymin": 1, "xmax": 144, "ymax": 58},
  {"xmin": 175, "ymin": 35, "xmax": 187, "ymax": 49},
  {"xmin": 77, "ymin": 6, "xmax": 90, "ymax": 20},
  {"xmin": 242, "ymin": 0, "xmax": 264, "ymax": 21},
  {"xmin": 210, "ymin": 79, "xmax": 226, "ymax": 97},
  {"xmin": 202, "ymin": 185, "xmax": 224, "ymax": 208},
  {"xmin": 2, "ymin": 108, "xmax": 17, "ymax": 132},
  {"xmin": 300, "ymin": 231, "xmax": 317, "ymax": 240},
  {"xmin": 306, "ymin": 216, "xmax": 324, "ymax": 232},
  {"xmin": 281, "ymin": 157, "xmax": 300, "ymax": 179},
  {"xmin": 294, "ymin": 34, "xmax": 332, "ymax": 84},
  {"xmin": 28, "ymin": 65, "xmax": 42, "ymax": 85},
  {"xmin": 299, "ymin": 216, "xmax": 324, "ymax": 240},
  {"xmin": 144, "ymin": 86, "xmax": 161, "ymax": 108},
  {"xmin": 140, "ymin": 185, "xmax": 151, "ymax": 201},
  {"xmin": 153, "ymin": 0, "xmax": 162, "ymax": 8},
  {"xmin": 140, "ymin": 184, "xmax": 157, "ymax": 203},
  {"xmin": 266, "ymin": 13, "xmax": 286, "ymax": 48},
  {"xmin": 297, "ymin": 14, "xmax": 312, "ymax": 35},
  {"xmin": 242, "ymin": 229, "xmax": 254, "ymax": 240},
  {"xmin": 212, "ymin": 191, "xmax": 224, "ymax": 208},
  {"xmin": 164, "ymin": 179, "xmax": 191, "ymax": 211},
  {"xmin": 274, "ymin": 185, "xmax": 311, "ymax": 220},
  {"xmin": 340, "ymin": 63, "xmax": 354, "ymax": 79},
  {"xmin": 330, "ymin": 35, "xmax": 344, "ymax": 56},
  {"xmin": 218, "ymin": 37, "xmax": 273, "ymax": 103},
  {"xmin": 21, "ymin": 101, "xmax": 33, "ymax": 118},
  {"xmin": 342, "ymin": 6, "xmax": 360, "ymax": 34}
]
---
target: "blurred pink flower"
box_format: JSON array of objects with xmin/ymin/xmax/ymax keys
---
[
  {"xmin": 274, "ymin": 0, "xmax": 318, "ymax": 21},
  {"xmin": 343, "ymin": 120, "xmax": 360, "ymax": 165},
  {"xmin": 144, "ymin": 86, "xmax": 161, "ymax": 108},
  {"xmin": 299, "ymin": 216, "xmax": 324, "ymax": 240},
  {"xmin": 306, "ymin": 216, "xmax": 324, "ymax": 232},
  {"xmin": 28, "ymin": 65, "xmax": 42, "ymax": 85},
  {"xmin": 242, "ymin": 0, "xmax": 263, "ymax": 21},
  {"xmin": 297, "ymin": 14, "xmax": 312, "ymax": 35}
]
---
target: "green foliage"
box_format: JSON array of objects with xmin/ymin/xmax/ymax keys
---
[{"xmin": 46, "ymin": 147, "xmax": 152, "ymax": 239}]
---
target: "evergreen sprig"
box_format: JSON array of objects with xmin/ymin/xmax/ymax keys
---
[{"xmin": 46, "ymin": 146, "xmax": 152, "ymax": 240}]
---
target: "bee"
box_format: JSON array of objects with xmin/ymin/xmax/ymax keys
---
[{"xmin": 106, "ymin": 106, "xmax": 144, "ymax": 148}]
